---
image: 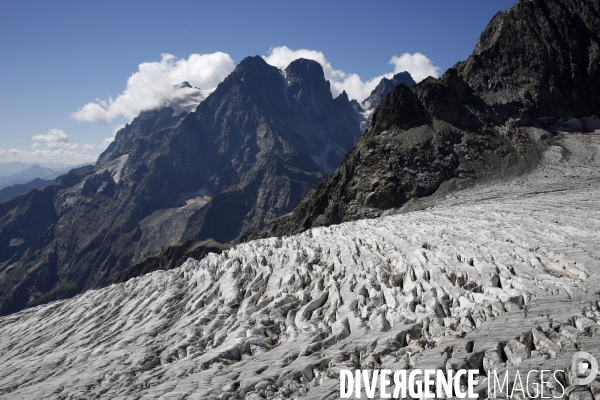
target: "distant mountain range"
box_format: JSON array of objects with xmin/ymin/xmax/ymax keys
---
[
  {"xmin": 0, "ymin": 161, "xmax": 76, "ymax": 177},
  {"xmin": 0, "ymin": 178, "xmax": 54, "ymax": 204},
  {"xmin": 0, "ymin": 162, "xmax": 87, "ymax": 190}
]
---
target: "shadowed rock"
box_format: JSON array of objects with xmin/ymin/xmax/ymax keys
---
[{"xmin": 455, "ymin": 0, "xmax": 600, "ymax": 122}]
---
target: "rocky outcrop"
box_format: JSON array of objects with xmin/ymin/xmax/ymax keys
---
[
  {"xmin": 455, "ymin": 0, "xmax": 600, "ymax": 122},
  {"xmin": 0, "ymin": 57, "xmax": 361, "ymax": 316}
]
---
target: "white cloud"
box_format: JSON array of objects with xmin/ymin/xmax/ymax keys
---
[
  {"xmin": 72, "ymin": 52, "xmax": 235, "ymax": 123},
  {"xmin": 263, "ymin": 46, "xmax": 440, "ymax": 102},
  {"xmin": 32, "ymin": 129, "xmax": 69, "ymax": 147},
  {"xmin": 389, "ymin": 53, "xmax": 440, "ymax": 83},
  {"xmin": 30, "ymin": 129, "xmax": 80, "ymax": 150},
  {"xmin": 0, "ymin": 128, "xmax": 118, "ymax": 164},
  {"xmin": 0, "ymin": 148, "xmax": 98, "ymax": 164}
]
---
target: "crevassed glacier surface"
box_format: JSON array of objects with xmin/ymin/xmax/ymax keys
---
[{"xmin": 1, "ymin": 130, "xmax": 600, "ymax": 399}]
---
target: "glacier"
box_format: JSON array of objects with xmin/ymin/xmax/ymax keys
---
[{"xmin": 0, "ymin": 128, "xmax": 599, "ymax": 398}]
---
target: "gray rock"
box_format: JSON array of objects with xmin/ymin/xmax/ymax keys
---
[
  {"xmin": 503, "ymin": 339, "xmax": 530, "ymax": 365},
  {"xmin": 455, "ymin": 0, "xmax": 600, "ymax": 123}
]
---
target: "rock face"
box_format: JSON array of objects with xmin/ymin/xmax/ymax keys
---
[
  {"xmin": 455, "ymin": 0, "xmax": 600, "ymax": 122},
  {"xmin": 0, "ymin": 57, "xmax": 361, "ymax": 316},
  {"xmin": 247, "ymin": 0, "xmax": 600, "ymax": 240},
  {"xmin": 0, "ymin": 128, "xmax": 599, "ymax": 399}
]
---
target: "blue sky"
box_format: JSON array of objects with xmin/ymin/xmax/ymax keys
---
[{"xmin": 0, "ymin": 0, "xmax": 516, "ymax": 165}]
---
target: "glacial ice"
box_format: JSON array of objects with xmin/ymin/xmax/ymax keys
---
[{"xmin": 0, "ymin": 130, "xmax": 599, "ymax": 398}]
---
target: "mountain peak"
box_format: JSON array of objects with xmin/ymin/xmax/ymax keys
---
[
  {"xmin": 222, "ymin": 56, "xmax": 281, "ymax": 86},
  {"xmin": 335, "ymin": 90, "xmax": 349, "ymax": 101},
  {"xmin": 285, "ymin": 58, "xmax": 333, "ymax": 118},
  {"xmin": 285, "ymin": 58, "xmax": 326, "ymax": 79},
  {"xmin": 237, "ymin": 55, "xmax": 269, "ymax": 68},
  {"xmin": 369, "ymin": 83, "xmax": 429, "ymax": 133}
]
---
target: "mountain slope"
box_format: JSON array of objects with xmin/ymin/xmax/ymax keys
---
[
  {"xmin": 0, "ymin": 129, "xmax": 598, "ymax": 398},
  {"xmin": 0, "ymin": 57, "xmax": 361, "ymax": 316}
]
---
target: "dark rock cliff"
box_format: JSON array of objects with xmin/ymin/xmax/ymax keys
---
[{"xmin": 455, "ymin": 0, "xmax": 600, "ymax": 122}]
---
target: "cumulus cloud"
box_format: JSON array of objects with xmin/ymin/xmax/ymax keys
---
[
  {"xmin": 263, "ymin": 46, "xmax": 440, "ymax": 102},
  {"xmin": 72, "ymin": 52, "xmax": 235, "ymax": 123},
  {"xmin": 31, "ymin": 129, "xmax": 81, "ymax": 150},
  {"xmin": 31, "ymin": 129, "xmax": 70, "ymax": 148},
  {"xmin": 389, "ymin": 53, "xmax": 440, "ymax": 83}
]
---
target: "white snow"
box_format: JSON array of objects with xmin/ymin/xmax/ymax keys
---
[{"xmin": 97, "ymin": 154, "xmax": 129, "ymax": 184}]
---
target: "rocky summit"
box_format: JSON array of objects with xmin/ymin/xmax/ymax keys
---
[
  {"xmin": 359, "ymin": 71, "xmax": 416, "ymax": 112},
  {"xmin": 0, "ymin": 57, "xmax": 364, "ymax": 316}
]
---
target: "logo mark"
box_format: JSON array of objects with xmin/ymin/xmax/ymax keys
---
[{"xmin": 571, "ymin": 351, "xmax": 598, "ymax": 385}]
